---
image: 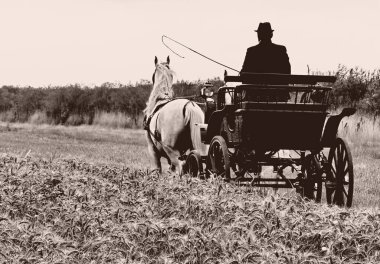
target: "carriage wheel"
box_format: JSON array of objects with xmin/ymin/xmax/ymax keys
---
[
  {"xmin": 302, "ymin": 154, "xmax": 322, "ymax": 202},
  {"xmin": 185, "ymin": 150, "xmax": 203, "ymax": 178},
  {"xmin": 326, "ymin": 138, "xmax": 354, "ymax": 207},
  {"xmin": 208, "ymin": 136, "xmax": 230, "ymax": 179}
]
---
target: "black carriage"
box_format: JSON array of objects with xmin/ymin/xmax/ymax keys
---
[{"xmin": 185, "ymin": 72, "xmax": 355, "ymax": 207}]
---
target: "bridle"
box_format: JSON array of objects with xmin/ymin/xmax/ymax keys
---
[{"xmin": 152, "ymin": 63, "xmax": 171, "ymax": 85}]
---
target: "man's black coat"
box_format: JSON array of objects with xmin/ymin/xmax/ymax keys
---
[{"xmin": 241, "ymin": 42, "xmax": 291, "ymax": 74}]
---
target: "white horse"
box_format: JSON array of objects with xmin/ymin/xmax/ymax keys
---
[{"xmin": 144, "ymin": 56, "xmax": 204, "ymax": 174}]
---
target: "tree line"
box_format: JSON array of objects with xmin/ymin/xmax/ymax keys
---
[
  {"xmin": 0, "ymin": 78, "xmax": 223, "ymax": 128},
  {"xmin": 330, "ymin": 65, "xmax": 380, "ymax": 114},
  {"xmin": 0, "ymin": 66, "xmax": 379, "ymax": 128}
]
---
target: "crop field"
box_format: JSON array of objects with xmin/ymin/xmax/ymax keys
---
[{"xmin": 0, "ymin": 119, "xmax": 380, "ymax": 263}]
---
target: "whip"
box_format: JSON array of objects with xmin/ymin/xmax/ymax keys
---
[{"xmin": 162, "ymin": 35, "xmax": 240, "ymax": 73}]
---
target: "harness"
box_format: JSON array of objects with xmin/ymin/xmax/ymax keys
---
[
  {"xmin": 143, "ymin": 97, "xmax": 198, "ymax": 130},
  {"xmin": 144, "ymin": 98, "xmax": 196, "ymax": 158},
  {"xmin": 143, "ymin": 98, "xmax": 173, "ymax": 130}
]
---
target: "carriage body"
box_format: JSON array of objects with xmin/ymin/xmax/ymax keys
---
[
  {"xmin": 204, "ymin": 84, "xmax": 331, "ymax": 151},
  {"xmin": 185, "ymin": 73, "xmax": 356, "ymax": 207}
]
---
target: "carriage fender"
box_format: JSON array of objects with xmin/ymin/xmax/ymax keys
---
[
  {"xmin": 321, "ymin": 107, "xmax": 356, "ymax": 147},
  {"xmin": 193, "ymin": 123, "xmax": 208, "ymax": 156},
  {"xmin": 195, "ymin": 123, "xmax": 208, "ymax": 141},
  {"xmin": 204, "ymin": 110, "xmax": 225, "ymax": 144}
]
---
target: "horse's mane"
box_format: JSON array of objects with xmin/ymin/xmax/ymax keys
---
[{"xmin": 144, "ymin": 63, "xmax": 175, "ymax": 116}]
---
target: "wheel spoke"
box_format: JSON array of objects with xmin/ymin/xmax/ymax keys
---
[
  {"xmin": 337, "ymin": 144, "xmax": 341, "ymax": 160},
  {"xmin": 333, "ymin": 156, "xmax": 340, "ymax": 175},
  {"xmin": 333, "ymin": 150, "xmax": 338, "ymax": 166},
  {"xmin": 338, "ymin": 145, "xmax": 344, "ymax": 173},
  {"xmin": 342, "ymin": 149, "xmax": 348, "ymax": 163},
  {"xmin": 341, "ymin": 151, "xmax": 347, "ymax": 171},
  {"xmin": 326, "ymin": 139, "xmax": 354, "ymax": 207},
  {"xmin": 343, "ymin": 167, "xmax": 350, "ymax": 176},
  {"xmin": 343, "ymin": 187, "xmax": 348, "ymax": 198}
]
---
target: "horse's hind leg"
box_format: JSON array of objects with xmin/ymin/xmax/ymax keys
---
[
  {"xmin": 168, "ymin": 161, "xmax": 176, "ymax": 172},
  {"xmin": 162, "ymin": 146, "xmax": 184, "ymax": 176},
  {"xmin": 146, "ymin": 135, "xmax": 162, "ymax": 174},
  {"xmin": 152, "ymin": 151, "xmax": 162, "ymax": 174}
]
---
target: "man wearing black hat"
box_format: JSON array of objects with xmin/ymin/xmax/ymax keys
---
[{"xmin": 241, "ymin": 22, "xmax": 291, "ymax": 74}]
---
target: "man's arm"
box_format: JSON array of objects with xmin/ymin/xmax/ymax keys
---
[
  {"xmin": 241, "ymin": 48, "xmax": 250, "ymax": 73},
  {"xmin": 282, "ymin": 46, "xmax": 291, "ymax": 74}
]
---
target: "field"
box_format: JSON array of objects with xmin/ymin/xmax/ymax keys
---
[{"xmin": 1, "ymin": 118, "xmax": 380, "ymax": 263}]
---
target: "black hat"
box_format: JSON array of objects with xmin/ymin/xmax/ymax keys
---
[{"xmin": 255, "ymin": 22, "xmax": 274, "ymax": 33}]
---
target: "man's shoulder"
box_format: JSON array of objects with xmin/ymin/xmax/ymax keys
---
[
  {"xmin": 246, "ymin": 45, "xmax": 260, "ymax": 53},
  {"xmin": 247, "ymin": 44, "xmax": 259, "ymax": 50},
  {"xmin": 271, "ymin": 43, "xmax": 287, "ymax": 51},
  {"xmin": 247, "ymin": 43, "xmax": 287, "ymax": 51}
]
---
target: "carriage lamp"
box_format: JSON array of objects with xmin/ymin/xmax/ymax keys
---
[
  {"xmin": 201, "ymin": 83, "xmax": 214, "ymax": 98},
  {"xmin": 200, "ymin": 88, "xmax": 214, "ymax": 98}
]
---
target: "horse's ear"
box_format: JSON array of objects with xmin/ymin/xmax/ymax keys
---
[
  {"xmin": 154, "ymin": 56, "xmax": 158, "ymax": 65},
  {"xmin": 167, "ymin": 56, "xmax": 170, "ymax": 65}
]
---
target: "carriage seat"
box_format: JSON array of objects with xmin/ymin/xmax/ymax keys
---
[
  {"xmin": 239, "ymin": 101, "xmax": 327, "ymax": 113},
  {"xmin": 236, "ymin": 84, "xmax": 329, "ymax": 113}
]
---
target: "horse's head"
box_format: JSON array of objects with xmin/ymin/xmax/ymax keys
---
[
  {"xmin": 151, "ymin": 56, "xmax": 174, "ymax": 97},
  {"xmin": 152, "ymin": 56, "xmax": 173, "ymax": 85},
  {"xmin": 144, "ymin": 56, "xmax": 175, "ymax": 116}
]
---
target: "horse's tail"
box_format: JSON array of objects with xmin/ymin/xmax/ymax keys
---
[{"xmin": 184, "ymin": 101, "xmax": 204, "ymax": 151}]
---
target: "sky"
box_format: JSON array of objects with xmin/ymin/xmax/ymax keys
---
[{"xmin": 0, "ymin": 0, "xmax": 379, "ymax": 87}]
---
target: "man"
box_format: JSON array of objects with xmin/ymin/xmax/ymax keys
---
[
  {"xmin": 241, "ymin": 22, "xmax": 291, "ymax": 101},
  {"xmin": 241, "ymin": 22, "xmax": 291, "ymax": 74}
]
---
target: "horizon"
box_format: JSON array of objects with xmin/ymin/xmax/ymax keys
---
[{"xmin": 1, "ymin": 0, "xmax": 379, "ymax": 87}]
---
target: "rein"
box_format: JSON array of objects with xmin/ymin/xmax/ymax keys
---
[{"xmin": 162, "ymin": 35, "xmax": 240, "ymax": 73}]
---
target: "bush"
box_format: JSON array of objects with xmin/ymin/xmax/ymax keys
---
[
  {"xmin": 92, "ymin": 111, "xmax": 136, "ymax": 129},
  {"xmin": 331, "ymin": 65, "xmax": 380, "ymax": 112},
  {"xmin": 0, "ymin": 110, "xmax": 16, "ymax": 123},
  {"xmin": 28, "ymin": 111, "xmax": 51, "ymax": 125}
]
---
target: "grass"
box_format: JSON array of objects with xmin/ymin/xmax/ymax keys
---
[
  {"xmin": 0, "ymin": 122, "xmax": 149, "ymax": 169},
  {"xmin": 1, "ymin": 115, "xmax": 380, "ymax": 209},
  {"xmin": 1, "ymin": 116, "xmax": 380, "ymax": 208},
  {"xmin": 1, "ymin": 110, "xmax": 144, "ymax": 129},
  {"xmin": 1, "ymin": 155, "xmax": 380, "ymax": 263},
  {"xmin": 0, "ymin": 117, "xmax": 380, "ymax": 263},
  {"xmin": 337, "ymin": 112, "xmax": 380, "ymax": 208},
  {"xmin": 92, "ymin": 111, "xmax": 143, "ymax": 129}
]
